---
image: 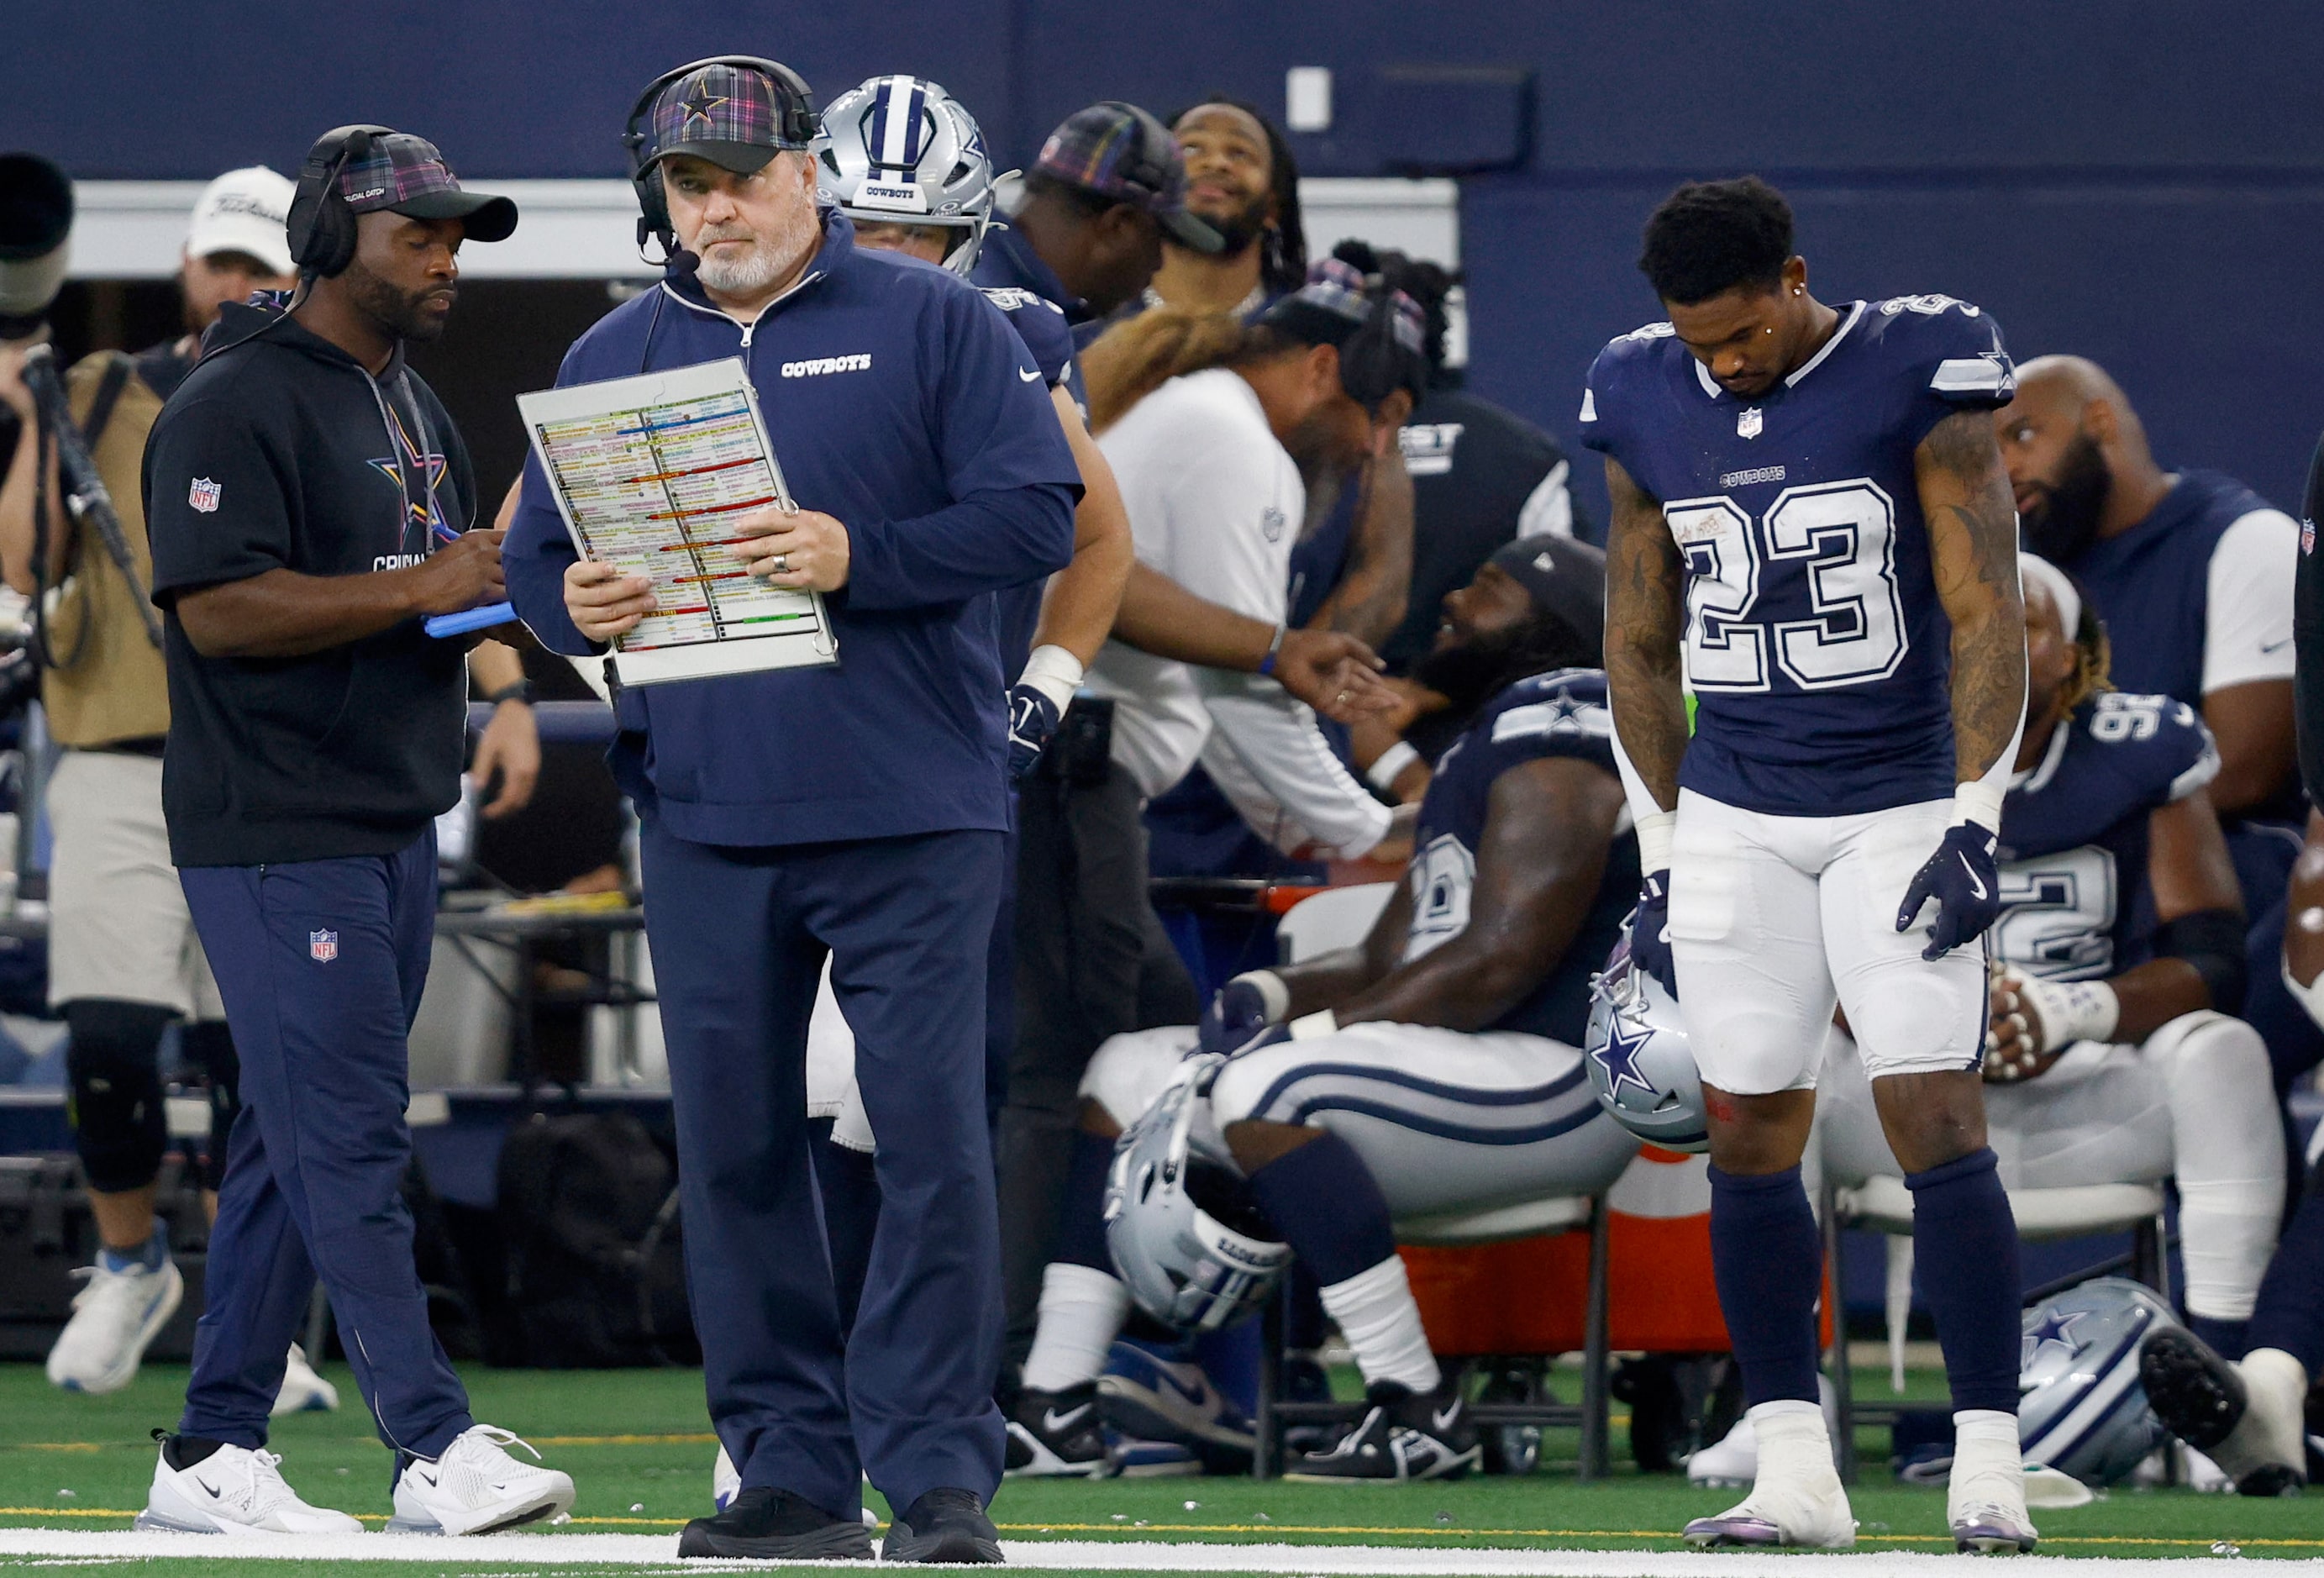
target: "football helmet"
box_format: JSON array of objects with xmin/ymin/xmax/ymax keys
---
[
  {"xmin": 1584, "ymin": 927, "xmax": 1709, "ymax": 1152},
  {"xmin": 1103, "ymin": 1056, "xmax": 1292, "ymax": 1333},
  {"xmin": 2018, "ymin": 1276, "xmax": 2181, "ymax": 1486},
  {"xmin": 815, "ymin": 76, "xmax": 995, "ymax": 277}
]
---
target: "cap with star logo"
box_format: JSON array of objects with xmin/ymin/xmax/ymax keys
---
[
  {"xmin": 643, "ymin": 63, "xmax": 815, "ymax": 176},
  {"xmin": 334, "ymin": 133, "xmax": 517, "ymax": 243}
]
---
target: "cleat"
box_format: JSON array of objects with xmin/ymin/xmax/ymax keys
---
[
  {"xmin": 1949, "ymin": 1415, "xmax": 2037, "ymax": 1554},
  {"xmin": 1282, "ymin": 1378, "xmax": 1480, "ymax": 1483},
  {"xmin": 1003, "ymin": 1383, "xmax": 1115, "ymax": 1478},
  {"xmin": 386, "ymin": 1423, "xmax": 574, "ymax": 1535},
  {"xmin": 271, "ymin": 1344, "xmax": 339, "ymax": 1416},
  {"xmin": 1099, "ymin": 1342, "xmax": 1254, "ymax": 1471},
  {"xmin": 712, "ymin": 1444, "xmax": 739, "ymax": 1511},
  {"xmin": 881, "ymin": 1486, "xmax": 1002, "ymax": 1564},
  {"xmin": 134, "ymin": 1434, "xmax": 362, "ymax": 1534},
  {"xmin": 679, "ymin": 1485, "xmax": 874, "ymax": 1561},
  {"xmin": 1685, "ymin": 1412, "xmax": 1759, "ymax": 1488},
  {"xmin": 47, "ymin": 1255, "xmax": 181, "ymax": 1396},
  {"xmin": 1682, "ymin": 1407, "xmax": 1854, "ymax": 1549},
  {"xmin": 2141, "ymin": 1331, "xmax": 2309, "ymax": 1496}
]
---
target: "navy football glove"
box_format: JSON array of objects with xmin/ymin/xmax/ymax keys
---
[
  {"xmin": 1005, "ymin": 682, "xmax": 1062, "ymax": 781},
  {"xmin": 1628, "ymin": 871, "xmax": 1678, "ymax": 997},
  {"xmin": 1199, "ymin": 974, "xmax": 1277, "ymax": 1055},
  {"xmin": 1896, "ymin": 821, "xmax": 2001, "ymax": 960}
]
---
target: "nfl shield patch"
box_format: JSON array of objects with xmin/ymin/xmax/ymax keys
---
[
  {"xmin": 188, "ymin": 477, "xmax": 223, "ymax": 513},
  {"xmin": 308, "ymin": 929, "xmax": 338, "ymax": 963},
  {"xmin": 1737, "ymin": 408, "xmax": 1764, "ymax": 439}
]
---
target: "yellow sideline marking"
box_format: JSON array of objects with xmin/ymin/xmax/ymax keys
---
[{"xmin": 3, "ymin": 1509, "xmax": 2323, "ymax": 1551}]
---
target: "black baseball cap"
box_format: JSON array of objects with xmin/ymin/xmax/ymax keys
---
[
  {"xmin": 1490, "ymin": 535, "xmax": 1606, "ymax": 659},
  {"xmin": 1033, "ymin": 103, "xmax": 1222, "ymax": 253}
]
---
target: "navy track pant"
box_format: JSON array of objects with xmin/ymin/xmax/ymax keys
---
[
  {"xmin": 639, "ymin": 820, "xmax": 1005, "ymax": 1519},
  {"xmin": 176, "ymin": 833, "xmax": 471, "ymax": 1455}
]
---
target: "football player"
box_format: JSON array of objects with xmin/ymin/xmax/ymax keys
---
[
  {"xmin": 1007, "ymin": 543, "xmax": 1641, "ymax": 1481},
  {"xmin": 1591, "ymin": 177, "xmax": 2032, "ymax": 1551},
  {"xmin": 1822, "ymin": 558, "xmax": 2281, "ymax": 1354}
]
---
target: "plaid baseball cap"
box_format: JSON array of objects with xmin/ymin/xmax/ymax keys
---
[
  {"xmin": 1260, "ymin": 259, "xmax": 1428, "ymax": 355},
  {"xmin": 640, "ymin": 63, "xmax": 814, "ymax": 176},
  {"xmin": 335, "ymin": 132, "xmax": 517, "ymax": 242},
  {"xmin": 1033, "ymin": 103, "xmax": 1222, "ymax": 254}
]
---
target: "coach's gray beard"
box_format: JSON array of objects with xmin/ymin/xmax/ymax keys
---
[{"xmin": 693, "ymin": 203, "xmax": 821, "ymax": 298}]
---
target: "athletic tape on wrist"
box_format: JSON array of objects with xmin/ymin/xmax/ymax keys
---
[
  {"xmin": 2011, "ymin": 971, "xmax": 2119, "ymax": 1052},
  {"xmin": 1018, "ymin": 644, "xmax": 1084, "ymax": 715},
  {"xmin": 1289, "ymin": 1008, "xmax": 1339, "ymax": 1040},
  {"xmin": 1229, "ymin": 970, "xmax": 1291, "ymax": 1025},
  {"xmin": 1365, "ymin": 740, "xmax": 1421, "ymax": 792},
  {"xmin": 1635, "ymin": 809, "xmax": 1676, "ymax": 875}
]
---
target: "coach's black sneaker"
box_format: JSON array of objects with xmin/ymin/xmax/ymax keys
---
[
  {"xmin": 2141, "ymin": 1330, "xmax": 2309, "ymax": 1496},
  {"xmin": 881, "ymin": 1486, "xmax": 1004, "ymax": 1563},
  {"xmin": 1283, "ymin": 1377, "xmax": 1481, "ymax": 1482},
  {"xmin": 1004, "ymin": 1382, "xmax": 1114, "ymax": 1477},
  {"xmin": 677, "ymin": 1486, "xmax": 875, "ymax": 1561}
]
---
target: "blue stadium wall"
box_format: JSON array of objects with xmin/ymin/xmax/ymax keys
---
[{"xmin": 9, "ymin": 1, "xmax": 2323, "ymax": 520}]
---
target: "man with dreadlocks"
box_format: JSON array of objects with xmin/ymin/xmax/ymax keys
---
[{"xmin": 1815, "ymin": 555, "xmax": 2283, "ymax": 1365}]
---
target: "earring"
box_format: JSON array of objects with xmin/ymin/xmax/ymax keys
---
[{"xmin": 1793, "ymin": 286, "xmax": 1803, "ymax": 296}]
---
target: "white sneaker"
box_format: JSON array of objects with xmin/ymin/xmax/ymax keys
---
[
  {"xmin": 1949, "ymin": 1412, "xmax": 2038, "ymax": 1554},
  {"xmin": 712, "ymin": 1444, "xmax": 739, "ymax": 1511},
  {"xmin": 271, "ymin": 1344, "xmax": 339, "ymax": 1417},
  {"xmin": 134, "ymin": 1439, "xmax": 363, "ymax": 1533},
  {"xmin": 1683, "ymin": 1406, "xmax": 1855, "ymax": 1549},
  {"xmin": 388, "ymin": 1424, "xmax": 574, "ymax": 1536},
  {"xmin": 47, "ymin": 1254, "xmax": 182, "ymax": 1395}
]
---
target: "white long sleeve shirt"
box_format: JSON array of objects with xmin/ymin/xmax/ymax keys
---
[{"xmin": 1086, "ymin": 369, "xmax": 1392, "ymax": 860}]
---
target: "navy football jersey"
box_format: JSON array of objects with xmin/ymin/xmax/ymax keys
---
[
  {"xmin": 1404, "ymin": 668, "xmax": 1643, "ymax": 1044},
  {"xmin": 1581, "ymin": 297, "xmax": 2016, "ymax": 817},
  {"xmin": 1991, "ymin": 692, "xmax": 2219, "ymax": 981}
]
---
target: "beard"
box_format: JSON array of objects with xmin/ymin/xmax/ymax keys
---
[
  {"xmin": 1413, "ymin": 613, "xmax": 1600, "ymax": 722},
  {"xmin": 341, "ymin": 257, "xmax": 453, "ymax": 344},
  {"xmin": 1195, "ymin": 190, "xmax": 1273, "ymax": 256},
  {"xmin": 692, "ymin": 197, "xmax": 821, "ymax": 298},
  {"xmin": 2020, "ymin": 429, "xmax": 2112, "ymax": 564}
]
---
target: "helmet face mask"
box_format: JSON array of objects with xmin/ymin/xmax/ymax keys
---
[
  {"xmin": 1103, "ymin": 1062, "xmax": 1292, "ymax": 1333},
  {"xmin": 816, "ymin": 76, "xmax": 996, "ymax": 279},
  {"xmin": 1583, "ymin": 930, "xmax": 1710, "ymax": 1152}
]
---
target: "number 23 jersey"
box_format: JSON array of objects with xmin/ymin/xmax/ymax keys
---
[{"xmin": 1581, "ymin": 297, "xmax": 2016, "ymax": 817}]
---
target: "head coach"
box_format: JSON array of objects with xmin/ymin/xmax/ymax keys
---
[
  {"xmin": 500, "ymin": 59, "xmax": 1079, "ymax": 1564},
  {"xmin": 136, "ymin": 128, "xmax": 576, "ymax": 1536}
]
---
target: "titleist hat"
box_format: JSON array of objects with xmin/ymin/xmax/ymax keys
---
[
  {"xmin": 335, "ymin": 133, "xmax": 517, "ymax": 242},
  {"xmin": 187, "ymin": 167, "xmax": 297, "ymax": 276},
  {"xmin": 1033, "ymin": 103, "xmax": 1222, "ymax": 253}
]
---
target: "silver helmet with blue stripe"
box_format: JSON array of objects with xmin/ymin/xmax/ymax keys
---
[
  {"xmin": 1584, "ymin": 926, "xmax": 1709, "ymax": 1152},
  {"xmin": 2019, "ymin": 1276, "xmax": 2181, "ymax": 1486},
  {"xmin": 815, "ymin": 76, "xmax": 995, "ymax": 277},
  {"xmin": 1104, "ymin": 1055, "xmax": 1292, "ymax": 1333}
]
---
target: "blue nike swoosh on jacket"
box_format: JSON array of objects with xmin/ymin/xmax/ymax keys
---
[{"xmin": 503, "ymin": 212, "xmax": 1081, "ymax": 849}]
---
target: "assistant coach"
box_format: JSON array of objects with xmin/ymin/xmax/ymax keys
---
[{"xmin": 502, "ymin": 59, "xmax": 1077, "ymax": 1565}]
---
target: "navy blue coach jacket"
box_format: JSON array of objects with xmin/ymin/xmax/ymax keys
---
[{"xmin": 505, "ymin": 213, "xmax": 1081, "ymax": 848}]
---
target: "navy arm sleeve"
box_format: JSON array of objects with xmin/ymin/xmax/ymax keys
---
[
  {"xmin": 502, "ymin": 443, "xmax": 602, "ymax": 656},
  {"xmin": 840, "ymin": 285, "xmax": 1081, "ymax": 612}
]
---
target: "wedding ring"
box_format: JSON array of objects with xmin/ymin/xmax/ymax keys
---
[{"xmin": 773, "ymin": 553, "xmax": 789, "ymax": 575}]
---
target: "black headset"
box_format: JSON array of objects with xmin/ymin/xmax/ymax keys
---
[
  {"xmin": 622, "ymin": 56, "xmax": 818, "ymax": 256},
  {"xmin": 286, "ymin": 124, "xmax": 395, "ymax": 279}
]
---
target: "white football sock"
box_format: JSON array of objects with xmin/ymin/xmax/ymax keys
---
[
  {"xmin": 1020, "ymin": 1263, "xmax": 1129, "ymax": 1393},
  {"xmin": 1319, "ymin": 1256, "xmax": 1439, "ymax": 1394},
  {"xmin": 2163, "ymin": 1016, "xmax": 2282, "ymax": 1321}
]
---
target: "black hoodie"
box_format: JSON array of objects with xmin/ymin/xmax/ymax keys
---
[{"xmin": 143, "ymin": 301, "xmax": 476, "ymax": 867}]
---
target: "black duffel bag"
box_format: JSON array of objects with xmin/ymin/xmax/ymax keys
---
[{"xmin": 496, "ymin": 1110, "xmax": 697, "ymax": 1367}]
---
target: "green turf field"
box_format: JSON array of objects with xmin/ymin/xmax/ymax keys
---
[{"xmin": 0, "ymin": 1360, "xmax": 2315, "ymax": 1575}]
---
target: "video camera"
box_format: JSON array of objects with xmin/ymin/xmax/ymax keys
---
[{"xmin": 0, "ymin": 152, "xmax": 72, "ymax": 341}]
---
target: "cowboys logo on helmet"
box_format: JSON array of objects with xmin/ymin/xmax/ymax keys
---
[
  {"xmin": 2018, "ymin": 1276, "xmax": 2182, "ymax": 1486},
  {"xmin": 816, "ymin": 76, "xmax": 996, "ymax": 278},
  {"xmin": 1584, "ymin": 927, "xmax": 1709, "ymax": 1152},
  {"xmin": 1103, "ymin": 1057, "xmax": 1292, "ymax": 1333}
]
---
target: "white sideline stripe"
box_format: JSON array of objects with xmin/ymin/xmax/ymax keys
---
[{"xmin": 0, "ymin": 1530, "xmax": 2274, "ymax": 1576}]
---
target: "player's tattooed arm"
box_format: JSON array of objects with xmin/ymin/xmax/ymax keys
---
[
  {"xmin": 1601, "ymin": 456, "xmax": 1688, "ymax": 810},
  {"xmin": 1333, "ymin": 756, "xmax": 1625, "ymax": 1031},
  {"xmin": 1917, "ymin": 408, "xmax": 2027, "ymax": 783}
]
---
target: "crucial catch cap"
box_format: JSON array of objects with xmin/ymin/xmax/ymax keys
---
[{"xmin": 334, "ymin": 133, "xmax": 517, "ymax": 242}]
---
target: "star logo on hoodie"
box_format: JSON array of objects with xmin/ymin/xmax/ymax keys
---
[{"xmin": 370, "ymin": 404, "xmax": 449, "ymax": 542}]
